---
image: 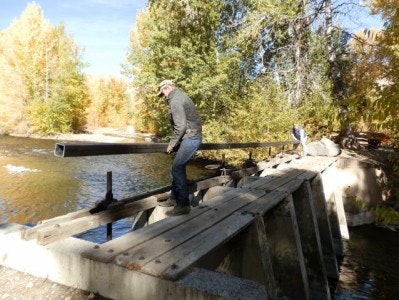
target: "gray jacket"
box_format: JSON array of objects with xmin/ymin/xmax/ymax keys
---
[{"xmin": 166, "ymin": 88, "xmax": 202, "ymax": 149}]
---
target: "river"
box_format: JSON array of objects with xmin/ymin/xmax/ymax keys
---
[
  {"xmin": 0, "ymin": 136, "xmax": 398, "ymax": 299},
  {"xmin": 0, "ymin": 135, "xmax": 213, "ymax": 242}
]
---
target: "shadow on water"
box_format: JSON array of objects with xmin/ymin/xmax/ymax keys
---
[{"xmin": 1, "ymin": 136, "xmax": 398, "ymax": 299}]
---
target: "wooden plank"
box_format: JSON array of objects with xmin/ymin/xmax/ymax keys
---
[
  {"xmin": 254, "ymin": 169, "xmax": 307, "ymax": 191},
  {"xmin": 241, "ymin": 168, "xmax": 299, "ymax": 190},
  {"xmin": 256, "ymin": 154, "xmax": 300, "ymax": 171},
  {"xmin": 36, "ymin": 196, "xmax": 160, "ymax": 245},
  {"xmin": 113, "ymin": 190, "xmax": 265, "ymax": 271},
  {"xmin": 21, "ymin": 186, "xmax": 172, "ymax": 240},
  {"xmin": 242, "ymin": 179, "xmax": 307, "ymax": 216},
  {"xmin": 241, "ymin": 189, "xmax": 290, "ymax": 216},
  {"xmin": 82, "ymin": 188, "xmax": 262, "ymax": 263},
  {"xmin": 294, "ymin": 158, "xmax": 338, "ymax": 181},
  {"xmin": 21, "ymin": 208, "xmax": 92, "ymax": 240},
  {"xmin": 227, "ymin": 154, "xmax": 300, "ymax": 179},
  {"xmin": 82, "ymin": 207, "xmax": 209, "ymax": 263},
  {"xmin": 189, "ymin": 176, "xmax": 232, "ymax": 192},
  {"xmin": 276, "ymin": 178, "xmax": 306, "ymax": 194},
  {"xmin": 141, "ymin": 211, "xmax": 255, "ymax": 280},
  {"xmin": 137, "ymin": 189, "xmax": 298, "ymax": 280}
]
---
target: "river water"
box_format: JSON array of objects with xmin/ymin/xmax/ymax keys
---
[
  {"xmin": 0, "ymin": 136, "xmax": 398, "ymax": 299},
  {"xmin": 0, "ymin": 136, "xmax": 213, "ymax": 242}
]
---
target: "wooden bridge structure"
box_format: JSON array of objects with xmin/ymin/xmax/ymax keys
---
[{"xmin": 0, "ymin": 141, "xmax": 348, "ymax": 300}]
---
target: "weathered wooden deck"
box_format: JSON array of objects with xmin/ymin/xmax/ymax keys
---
[{"xmin": 4, "ymin": 154, "xmax": 346, "ymax": 299}]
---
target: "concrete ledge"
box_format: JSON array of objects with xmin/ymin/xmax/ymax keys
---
[{"xmin": 0, "ymin": 223, "xmax": 221, "ymax": 300}]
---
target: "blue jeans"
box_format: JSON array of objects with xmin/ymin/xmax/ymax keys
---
[{"xmin": 170, "ymin": 136, "xmax": 201, "ymax": 207}]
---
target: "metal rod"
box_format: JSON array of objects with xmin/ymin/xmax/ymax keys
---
[
  {"xmin": 106, "ymin": 171, "xmax": 113, "ymax": 200},
  {"xmin": 54, "ymin": 141, "xmax": 299, "ymax": 157},
  {"xmin": 106, "ymin": 171, "xmax": 113, "ymax": 241}
]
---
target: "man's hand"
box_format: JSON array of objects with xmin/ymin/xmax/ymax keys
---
[{"xmin": 166, "ymin": 145, "xmax": 174, "ymax": 154}]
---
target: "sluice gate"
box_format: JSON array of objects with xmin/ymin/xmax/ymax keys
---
[{"xmin": 0, "ymin": 142, "xmax": 348, "ymax": 300}]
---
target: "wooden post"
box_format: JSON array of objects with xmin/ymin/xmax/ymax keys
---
[
  {"xmin": 291, "ymin": 181, "xmax": 331, "ymax": 300},
  {"xmin": 221, "ymin": 154, "xmax": 226, "ymax": 167},
  {"xmin": 253, "ymin": 215, "xmax": 277, "ymax": 299},
  {"xmin": 309, "ymin": 174, "xmax": 340, "ymax": 280},
  {"xmin": 260, "ymin": 196, "xmax": 310, "ymax": 299}
]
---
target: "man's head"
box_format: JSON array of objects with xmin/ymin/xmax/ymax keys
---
[{"xmin": 157, "ymin": 79, "xmax": 175, "ymax": 97}]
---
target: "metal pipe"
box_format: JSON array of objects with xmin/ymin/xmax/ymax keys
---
[
  {"xmin": 106, "ymin": 171, "xmax": 113, "ymax": 241},
  {"xmin": 54, "ymin": 141, "xmax": 299, "ymax": 157}
]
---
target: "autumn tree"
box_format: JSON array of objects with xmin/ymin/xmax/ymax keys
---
[
  {"xmin": 0, "ymin": 3, "xmax": 88, "ymax": 135},
  {"xmin": 344, "ymin": 29, "xmax": 383, "ymax": 130},
  {"xmin": 86, "ymin": 75, "xmax": 132, "ymax": 128},
  {"xmin": 364, "ymin": 1, "xmax": 399, "ymax": 143}
]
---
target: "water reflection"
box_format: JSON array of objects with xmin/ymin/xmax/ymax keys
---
[{"xmin": 334, "ymin": 225, "xmax": 399, "ymax": 299}]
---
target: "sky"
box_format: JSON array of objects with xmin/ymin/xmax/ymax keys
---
[
  {"xmin": 0, "ymin": 0, "xmax": 148, "ymax": 76},
  {"xmin": 0, "ymin": 1, "xmax": 383, "ymax": 77}
]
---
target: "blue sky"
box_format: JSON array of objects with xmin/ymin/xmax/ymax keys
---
[
  {"xmin": 0, "ymin": 1, "xmax": 382, "ymax": 77},
  {"xmin": 0, "ymin": 0, "xmax": 148, "ymax": 76}
]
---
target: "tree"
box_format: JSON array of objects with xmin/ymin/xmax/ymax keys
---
[
  {"xmin": 365, "ymin": 1, "xmax": 399, "ymax": 142},
  {"xmin": 86, "ymin": 75, "xmax": 132, "ymax": 128},
  {"xmin": 0, "ymin": 3, "xmax": 88, "ymax": 135},
  {"xmin": 124, "ymin": 0, "xmax": 251, "ymax": 137},
  {"xmin": 345, "ymin": 29, "xmax": 383, "ymax": 130}
]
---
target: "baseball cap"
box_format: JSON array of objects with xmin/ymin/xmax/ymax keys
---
[{"xmin": 157, "ymin": 79, "xmax": 174, "ymax": 97}]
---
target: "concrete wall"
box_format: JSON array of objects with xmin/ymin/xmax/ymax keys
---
[
  {"xmin": 321, "ymin": 157, "xmax": 389, "ymax": 227},
  {"xmin": 0, "ymin": 223, "xmax": 223, "ymax": 300}
]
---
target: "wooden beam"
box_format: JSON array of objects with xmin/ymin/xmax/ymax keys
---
[{"xmin": 36, "ymin": 196, "xmax": 159, "ymax": 245}]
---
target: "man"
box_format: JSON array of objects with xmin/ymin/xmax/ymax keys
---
[
  {"xmin": 291, "ymin": 123, "xmax": 307, "ymax": 156},
  {"xmin": 157, "ymin": 79, "xmax": 202, "ymax": 216}
]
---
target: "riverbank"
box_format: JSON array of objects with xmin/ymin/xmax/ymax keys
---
[{"xmin": 8, "ymin": 127, "xmax": 158, "ymax": 144}]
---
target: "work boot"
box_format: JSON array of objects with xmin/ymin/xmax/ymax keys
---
[
  {"xmin": 157, "ymin": 198, "xmax": 176, "ymax": 207},
  {"xmin": 165, "ymin": 205, "xmax": 191, "ymax": 216}
]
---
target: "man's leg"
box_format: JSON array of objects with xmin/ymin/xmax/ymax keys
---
[
  {"xmin": 170, "ymin": 137, "xmax": 201, "ymax": 207},
  {"xmin": 293, "ymin": 142, "xmax": 299, "ymax": 154}
]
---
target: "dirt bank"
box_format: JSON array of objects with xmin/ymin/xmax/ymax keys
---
[
  {"xmin": 0, "ymin": 265, "xmax": 109, "ymax": 300},
  {"xmin": 10, "ymin": 127, "xmax": 157, "ymax": 144}
]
